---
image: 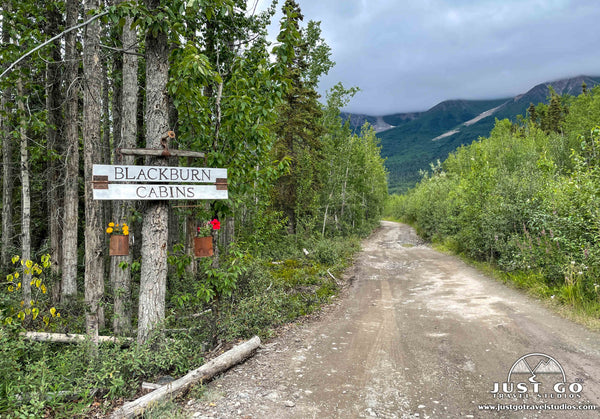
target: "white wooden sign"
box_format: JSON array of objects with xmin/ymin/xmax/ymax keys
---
[
  {"xmin": 92, "ymin": 164, "xmax": 228, "ymax": 200},
  {"xmin": 93, "ymin": 164, "xmax": 227, "ymax": 183}
]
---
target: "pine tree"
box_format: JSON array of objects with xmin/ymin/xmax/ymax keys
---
[
  {"xmin": 272, "ymin": 0, "xmax": 333, "ymax": 232},
  {"xmin": 527, "ymin": 102, "xmax": 536, "ymax": 126},
  {"xmin": 547, "ymin": 93, "xmax": 563, "ymax": 134}
]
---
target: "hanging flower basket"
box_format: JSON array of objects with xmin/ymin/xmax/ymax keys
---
[
  {"xmin": 109, "ymin": 235, "xmax": 129, "ymax": 256},
  {"xmin": 107, "ymin": 222, "xmax": 130, "ymax": 256},
  {"xmin": 194, "ymin": 236, "xmax": 213, "ymax": 258},
  {"xmin": 194, "ymin": 219, "xmax": 220, "ymax": 257}
]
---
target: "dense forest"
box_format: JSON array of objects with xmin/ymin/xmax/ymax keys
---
[
  {"xmin": 0, "ymin": 0, "xmax": 387, "ymax": 415},
  {"xmin": 388, "ymin": 84, "xmax": 600, "ymax": 320}
]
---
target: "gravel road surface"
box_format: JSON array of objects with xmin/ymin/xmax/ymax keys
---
[{"xmin": 185, "ymin": 221, "xmax": 600, "ymax": 418}]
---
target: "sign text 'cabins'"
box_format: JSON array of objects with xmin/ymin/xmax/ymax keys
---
[{"xmin": 92, "ymin": 164, "xmax": 228, "ymax": 200}]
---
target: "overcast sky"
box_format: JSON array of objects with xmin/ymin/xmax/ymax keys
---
[{"xmin": 249, "ymin": 0, "xmax": 600, "ymax": 115}]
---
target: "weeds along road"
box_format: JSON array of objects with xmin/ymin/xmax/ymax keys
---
[{"xmin": 186, "ymin": 221, "xmax": 600, "ymax": 418}]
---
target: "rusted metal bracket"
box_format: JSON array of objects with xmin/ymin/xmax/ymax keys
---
[
  {"xmin": 92, "ymin": 175, "xmax": 109, "ymax": 189},
  {"xmin": 160, "ymin": 131, "xmax": 175, "ymax": 157},
  {"xmin": 215, "ymin": 178, "xmax": 228, "ymax": 191}
]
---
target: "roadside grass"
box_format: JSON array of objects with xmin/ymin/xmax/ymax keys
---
[
  {"xmin": 0, "ymin": 234, "xmax": 362, "ymax": 418},
  {"xmin": 141, "ymin": 401, "xmax": 188, "ymax": 419}
]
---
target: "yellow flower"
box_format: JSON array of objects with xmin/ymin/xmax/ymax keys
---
[
  {"xmin": 11, "ymin": 255, "xmax": 19, "ymax": 264},
  {"xmin": 41, "ymin": 284, "xmax": 47, "ymax": 294},
  {"xmin": 14, "ymin": 272, "xmax": 19, "ymax": 279},
  {"xmin": 106, "ymin": 227, "xmax": 114, "ymax": 234},
  {"xmin": 109, "ymin": 222, "xmax": 115, "ymax": 227},
  {"xmin": 7, "ymin": 285, "xmax": 14, "ymax": 292},
  {"xmin": 123, "ymin": 230, "xmax": 129, "ymax": 236}
]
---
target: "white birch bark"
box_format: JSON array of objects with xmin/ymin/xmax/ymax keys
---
[{"xmin": 18, "ymin": 78, "xmax": 32, "ymax": 305}]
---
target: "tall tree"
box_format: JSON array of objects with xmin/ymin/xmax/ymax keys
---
[
  {"xmin": 45, "ymin": 1, "xmax": 64, "ymax": 283},
  {"xmin": 17, "ymin": 76, "xmax": 32, "ymax": 306},
  {"xmin": 61, "ymin": 0, "xmax": 80, "ymax": 302},
  {"xmin": 111, "ymin": 0, "xmax": 138, "ymax": 335},
  {"xmin": 137, "ymin": 0, "xmax": 170, "ymax": 344},
  {"xmin": 83, "ymin": 0, "xmax": 105, "ymax": 340},
  {"xmin": 1, "ymin": 0, "xmax": 14, "ymax": 266},
  {"xmin": 271, "ymin": 0, "xmax": 333, "ymax": 232}
]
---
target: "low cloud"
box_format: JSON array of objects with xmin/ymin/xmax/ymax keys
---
[{"xmin": 252, "ymin": 0, "xmax": 600, "ymax": 115}]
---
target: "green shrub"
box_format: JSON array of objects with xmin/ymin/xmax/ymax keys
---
[{"xmin": 387, "ymin": 87, "xmax": 600, "ymax": 318}]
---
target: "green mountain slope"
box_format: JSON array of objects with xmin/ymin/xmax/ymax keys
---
[
  {"xmin": 377, "ymin": 75, "xmax": 600, "ymax": 194},
  {"xmin": 378, "ymin": 98, "xmax": 510, "ymax": 193}
]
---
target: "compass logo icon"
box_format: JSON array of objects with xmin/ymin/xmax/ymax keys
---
[{"xmin": 507, "ymin": 353, "xmax": 566, "ymax": 384}]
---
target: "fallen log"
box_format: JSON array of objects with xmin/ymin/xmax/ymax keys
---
[
  {"xmin": 20, "ymin": 331, "xmax": 133, "ymax": 345},
  {"xmin": 110, "ymin": 335, "xmax": 261, "ymax": 419},
  {"xmin": 141, "ymin": 382, "xmax": 162, "ymax": 391}
]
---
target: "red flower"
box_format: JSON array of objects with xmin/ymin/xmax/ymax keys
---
[{"xmin": 210, "ymin": 219, "xmax": 221, "ymax": 230}]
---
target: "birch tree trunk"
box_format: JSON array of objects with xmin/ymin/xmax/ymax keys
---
[
  {"xmin": 17, "ymin": 78, "xmax": 31, "ymax": 306},
  {"xmin": 137, "ymin": 0, "xmax": 170, "ymax": 344},
  {"xmin": 111, "ymin": 7, "xmax": 138, "ymax": 335},
  {"xmin": 83, "ymin": 0, "xmax": 105, "ymax": 343},
  {"xmin": 1, "ymin": 1, "xmax": 14, "ymax": 266},
  {"xmin": 61, "ymin": 0, "xmax": 80, "ymax": 302}
]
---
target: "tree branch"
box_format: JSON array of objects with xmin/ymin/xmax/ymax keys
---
[
  {"xmin": 100, "ymin": 44, "xmax": 144, "ymax": 57},
  {"xmin": 0, "ymin": 11, "xmax": 109, "ymax": 80}
]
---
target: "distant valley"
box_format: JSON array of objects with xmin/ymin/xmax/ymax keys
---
[{"xmin": 344, "ymin": 75, "xmax": 600, "ymax": 194}]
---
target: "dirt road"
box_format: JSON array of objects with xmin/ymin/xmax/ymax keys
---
[{"xmin": 186, "ymin": 221, "xmax": 600, "ymax": 418}]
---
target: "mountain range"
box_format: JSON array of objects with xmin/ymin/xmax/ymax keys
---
[{"xmin": 344, "ymin": 75, "xmax": 600, "ymax": 194}]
